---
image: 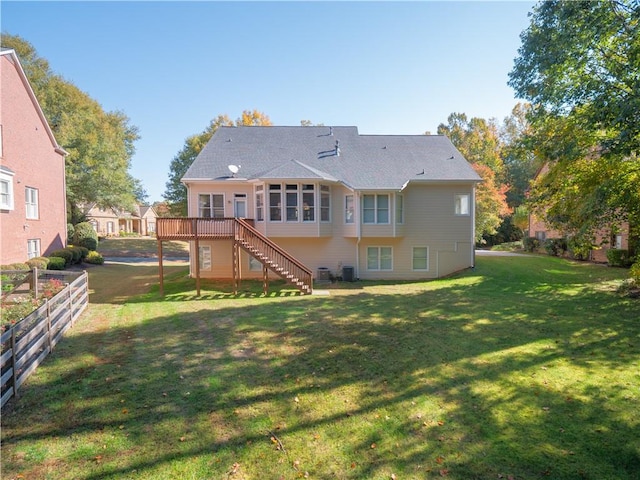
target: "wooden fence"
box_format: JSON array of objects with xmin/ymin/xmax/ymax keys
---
[{"xmin": 1, "ymin": 270, "xmax": 89, "ymax": 409}]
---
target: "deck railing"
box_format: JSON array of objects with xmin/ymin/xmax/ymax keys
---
[{"xmin": 157, "ymin": 218, "xmax": 238, "ymax": 240}]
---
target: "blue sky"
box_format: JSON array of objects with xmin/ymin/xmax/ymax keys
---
[{"xmin": 2, "ymin": 1, "xmax": 536, "ymax": 202}]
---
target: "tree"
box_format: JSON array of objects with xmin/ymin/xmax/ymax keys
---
[
  {"xmin": 1, "ymin": 35, "xmax": 145, "ymax": 223},
  {"xmin": 508, "ymin": 0, "xmax": 640, "ymax": 230},
  {"xmin": 437, "ymin": 113, "xmax": 511, "ymax": 242},
  {"xmin": 164, "ymin": 111, "xmax": 272, "ymax": 216}
]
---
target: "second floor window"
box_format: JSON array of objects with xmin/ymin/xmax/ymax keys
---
[
  {"xmin": 25, "ymin": 187, "xmax": 39, "ymax": 219},
  {"xmin": 0, "ymin": 175, "xmax": 13, "ymax": 210},
  {"xmin": 199, "ymin": 194, "xmax": 224, "ymax": 218},
  {"xmin": 362, "ymin": 194, "xmax": 389, "ymax": 224},
  {"xmin": 286, "ymin": 184, "xmax": 298, "ymax": 221},
  {"xmin": 455, "ymin": 194, "xmax": 470, "ymax": 215},
  {"xmin": 345, "ymin": 195, "xmax": 354, "ymax": 224},
  {"xmin": 320, "ymin": 185, "xmax": 330, "ymax": 222},
  {"xmin": 269, "ymin": 184, "xmax": 282, "ymax": 221}
]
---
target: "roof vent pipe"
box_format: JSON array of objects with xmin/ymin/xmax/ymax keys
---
[
  {"xmin": 335, "ymin": 140, "xmax": 340, "ymax": 156},
  {"xmin": 329, "ymin": 126, "xmax": 333, "ymax": 136}
]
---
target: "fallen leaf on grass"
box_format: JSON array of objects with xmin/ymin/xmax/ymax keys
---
[
  {"xmin": 370, "ymin": 443, "xmax": 377, "ymax": 449},
  {"xmin": 436, "ymin": 456, "xmax": 444, "ymax": 464},
  {"xmin": 439, "ymin": 469, "xmax": 449, "ymax": 476}
]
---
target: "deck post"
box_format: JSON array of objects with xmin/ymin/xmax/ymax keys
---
[
  {"xmin": 158, "ymin": 240, "xmax": 164, "ymax": 296},
  {"xmin": 193, "ymin": 219, "xmax": 201, "ymax": 296},
  {"xmin": 263, "ymin": 264, "xmax": 269, "ymax": 295}
]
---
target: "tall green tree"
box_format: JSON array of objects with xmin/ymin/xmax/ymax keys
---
[
  {"xmin": 164, "ymin": 111, "xmax": 272, "ymax": 216},
  {"xmin": 438, "ymin": 113, "xmax": 511, "ymax": 242},
  {"xmin": 508, "ymin": 0, "xmax": 640, "ymax": 231},
  {"xmin": 1, "ymin": 35, "xmax": 145, "ymax": 223}
]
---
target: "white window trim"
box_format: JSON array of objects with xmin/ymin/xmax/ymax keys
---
[
  {"xmin": 25, "ymin": 186, "xmax": 39, "ymax": 220},
  {"xmin": 27, "ymin": 239, "xmax": 41, "ymax": 259},
  {"xmin": 0, "ymin": 169, "xmax": 14, "ymax": 210},
  {"xmin": 362, "ymin": 194, "xmax": 390, "ymax": 224},
  {"xmin": 198, "ymin": 193, "xmax": 225, "ymax": 218},
  {"xmin": 455, "ymin": 193, "xmax": 470, "ymax": 216},
  {"xmin": 366, "ymin": 246, "xmax": 393, "ymax": 271},
  {"xmin": 199, "ymin": 245, "xmax": 211, "ymax": 271},
  {"xmin": 345, "ymin": 194, "xmax": 354, "ymax": 224},
  {"xmin": 396, "ymin": 194, "xmax": 404, "ymax": 225},
  {"xmin": 412, "ymin": 246, "xmax": 429, "ymax": 271}
]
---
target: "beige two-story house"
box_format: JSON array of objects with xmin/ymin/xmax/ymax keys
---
[{"xmin": 160, "ymin": 126, "xmax": 481, "ymax": 293}]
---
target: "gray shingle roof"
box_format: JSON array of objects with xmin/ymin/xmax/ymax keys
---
[{"xmin": 182, "ymin": 126, "xmax": 481, "ymax": 190}]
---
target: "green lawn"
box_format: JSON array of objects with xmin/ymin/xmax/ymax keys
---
[
  {"xmin": 1, "ymin": 256, "xmax": 638, "ymax": 479},
  {"xmin": 97, "ymin": 236, "xmax": 189, "ymax": 257}
]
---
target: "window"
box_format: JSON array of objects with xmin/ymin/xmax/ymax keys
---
[
  {"xmin": 199, "ymin": 194, "xmax": 224, "ymax": 218},
  {"xmin": 362, "ymin": 194, "xmax": 390, "ymax": 224},
  {"xmin": 412, "ymin": 247, "xmax": 429, "ymax": 271},
  {"xmin": 286, "ymin": 184, "xmax": 298, "ymax": 221},
  {"xmin": 320, "ymin": 185, "xmax": 330, "ymax": 222},
  {"xmin": 249, "ymin": 256, "xmax": 262, "ymax": 271},
  {"xmin": 535, "ymin": 231, "xmax": 546, "ymax": 242},
  {"xmin": 256, "ymin": 185, "xmax": 264, "ymax": 221},
  {"xmin": 199, "ymin": 245, "xmax": 211, "ymax": 270},
  {"xmin": 269, "ymin": 184, "xmax": 282, "ymax": 221},
  {"xmin": 367, "ymin": 246, "xmax": 392, "ymax": 271},
  {"xmin": 148, "ymin": 222, "xmax": 156, "ymax": 233},
  {"xmin": 302, "ymin": 184, "xmax": 315, "ymax": 222},
  {"xmin": 27, "ymin": 239, "xmax": 41, "ymax": 259},
  {"xmin": 615, "ymin": 234, "xmax": 623, "ymax": 249},
  {"xmin": 25, "ymin": 187, "xmax": 39, "ymax": 219},
  {"xmin": 107, "ymin": 221, "xmax": 115, "ymax": 234},
  {"xmin": 0, "ymin": 169, "xmax": 14, "ymax": 210},
  {"xmin": 455, "ymin": 194, "xmax": 470, "ymax": 216},
  {"xmin": 396, "ymin": 194, "xmax": 404, "ymax": 224},
  {"xmin": 345, "ymin": 195, "xmax": 354, "ymax": 224}
]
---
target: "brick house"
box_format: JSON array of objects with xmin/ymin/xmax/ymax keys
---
[
  {"xmin": 83, "ymin": 203, "xmax": 158, "ymax": 236},
  {"xmin": 0, "ymin": 48, "xmax": 67, "ymax": 265},
  {"xmin": 528, "ymin": 163, "xmax": 630, "ymax": 263}
]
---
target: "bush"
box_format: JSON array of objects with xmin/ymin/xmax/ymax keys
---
[
  {"xmin": 73, "ymin": 222, "xmax": 99, "ymax": 251},
  {"xmin": 85, "ymin": 251, "xmax": 104, "ymax": 265},
  {"xmin": 1, "ymin": 263, "xmax": 30, "ymax": 271},
  {"xmin": 543, "ymin": 238, "xmax": 567, "ymax": 257},
  {"xmin": 49, "ymin": 249, "xmax": 74, "ymax": 266},
  {"xmin": 523, "ymin": 237, "xmax": 540, "ymax": 253},
  {"xmin": 26, "ymin": 256, "xmax": 50, "ymax": 270},
  {"xmin": 606, "ymin": 249, "xmax": 633, "ymax": 268},
  {"xmin": 567, "ymin": 236, "xmax": 592, "ymax": 260},
  {"xmin": 75, "ymin": 246, "xmax": 89, "ymax": 261},
  {"xmin": 47, "ymin": 257, "xmax": 66, "ymax": 270},
  {"xmin": 67, "ymin": 223, "xmax": 75, "ymax": 244},
  {"xmin": 630, "ymin": 261, "xmax": 640, "ymax": 282},
  {"xmin": 66, "ymin": 246, "xmax": 83, "ymax": 264}
]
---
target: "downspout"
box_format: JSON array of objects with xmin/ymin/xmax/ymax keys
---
[
  {"xmin": 471, "ymin": 183, "xmax": 477, "ymax": 268},
  {"xmin": 355, "ymin": 191, "xmax": 361, "ymax": 279}
]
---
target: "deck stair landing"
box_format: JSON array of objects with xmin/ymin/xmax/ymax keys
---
[{"xmin": 156, "ymin": 217, "xmax": 313, "ymax": 295}]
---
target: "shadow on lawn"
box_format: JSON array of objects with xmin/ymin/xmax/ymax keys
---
[{"xmin": 2, "ymin": 257, "xmax": 638, "ymax": 479}]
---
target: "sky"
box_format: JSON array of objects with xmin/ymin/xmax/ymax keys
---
[{"xmin": 1, "ymin": 1, "xmax": 537, "ymax": 203}]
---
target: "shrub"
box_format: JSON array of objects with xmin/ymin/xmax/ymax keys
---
[
  {"xmin": 67, "ymin": 223, "xmax": 75, "ymax": 244},
  {"xmin": 73, "ymin": 222, "xmax": 99, "ymax": 251},
  {"xmin": 49, "ymin": 249, "xmax": 74, "ymax": 266},
  {"xmin": 76, "ymin": 246, "xmax": 89, "ymax": 261},
  {"xmin": 85, "ymin": 251, "xmax": 104, "ymax": 265},
  {"xmin": 47, "ymin": 257, "xmax": 66, "ymax": 270},
  {"xmin": 1, "ymin": 263, "xmax": 30, "ymax": 271},
  {"xmin": 567, "ymin": 236, "xmax": 592, "ymax": 260},
  {"xmin": 543, "ymin": 238, "xmax": 568, "ymax": 257},
  {"xmin": 606, "ymin": 249, "xmax": 633, "ymax": 268},
  {"xmin": 26, "ymin": 256, "xmax": 50, "ymax": 270},
  {"xmin": 66, "ymin": 246, "xmax": 83, "ymax": 264},
  {"xmin": 630, "ymin": 261, "xmax": 640, "ymax": 282},
  {"xmin": 523, "ymin": 237, "xmax": 540, "ymax": 253}
]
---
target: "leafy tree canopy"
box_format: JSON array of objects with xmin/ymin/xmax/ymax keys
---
[
  {"xmin": 509, "ymin": 0, "xmax": 640, "ymax": 231},
  {"xmin": 164, "ymin": 110, "xmax": 272, "ymax": 216},
  {"xmin": 1, "ymin": 34, "xmax": 145, "ymax": 224}
]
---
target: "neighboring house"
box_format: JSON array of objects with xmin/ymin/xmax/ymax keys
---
[
  {"xmin": 528, "ymin": 163, "xmax": 630, "ymax": 263},
  {"xmin": 83, "ymin": 203, "xmax": 158, "ymax": 236},
  {"xmin": 159, "ymin": 126, "xmax": 481, "ymax": 292},
  {"xmin": 0, "ymin": 48, "xmax": 67, "ymax": 265}
]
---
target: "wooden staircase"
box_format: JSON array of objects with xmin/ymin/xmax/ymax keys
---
[{"xmin": 233, "ymin": 218, "xmax": 313, "ymax": 294}]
